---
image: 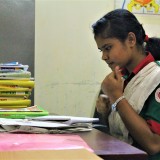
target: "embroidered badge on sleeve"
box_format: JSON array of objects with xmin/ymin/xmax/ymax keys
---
[{"xmin": 155, "ymin": 88, "xmax": 160, "ymax": 103}]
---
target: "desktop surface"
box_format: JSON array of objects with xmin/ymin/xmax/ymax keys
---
[
  {"xmin": 77, "ymin": 128, "xmax": 148, "ymax": 160},
  {"xmin": 0, "ymin": 127, "xmax": 148, "ymax": 160}
]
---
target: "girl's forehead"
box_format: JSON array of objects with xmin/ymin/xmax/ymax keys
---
[
  {"xmin": 95, "ymin": 36, "xmax": 119, "ymax": 44},
  {"xmin": 95, "ymin": 37, "xmax": 121, "ymax": 49}
]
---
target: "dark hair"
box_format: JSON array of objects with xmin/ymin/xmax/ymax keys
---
[{"xmin": 92, "ymin": 9, "xmax": 160, "ymax": 60}]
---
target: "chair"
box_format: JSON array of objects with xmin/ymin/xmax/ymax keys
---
[
  {"xmin": 93, "ymin": 109, "xmax": 109, "ymax": 133},
  {"xmin": 92, "ymin": 89, "xmax": 110, "ymax": 134}
]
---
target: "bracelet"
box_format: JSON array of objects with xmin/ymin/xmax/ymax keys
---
[{"xmin": 111, "ymin": 95, "xmax": 125, "ymax": 111}]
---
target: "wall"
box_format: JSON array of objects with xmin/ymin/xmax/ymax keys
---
[
  {"xmin": 35, "ymin": 0, "xmax": 160, "ymax": 117},
  {"xmin": 0, "ymin": 0, "xmax": 35, "ymax": 104}
]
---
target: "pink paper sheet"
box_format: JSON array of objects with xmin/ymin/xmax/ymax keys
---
[{"xmin": 0, "ymin": 133, "xmax": 93, "ymax": 152}]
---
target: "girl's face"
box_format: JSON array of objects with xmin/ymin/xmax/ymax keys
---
[{"xmin": 95, "ymin": 36, "xmax": 135, "ymax": 71}]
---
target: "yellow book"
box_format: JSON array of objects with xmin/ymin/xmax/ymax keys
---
[
  {"xmin": 0, "ymin": 105, "xmax": 28, "ymax": 109},
  {"xmin": 0, "ymin": 99, "xmax": 31, "ymax": 106},
  {"xmin": 0, "ymin": 80, "xmax": 34, "ymax": 88},
  {"xmin": 0, "ymin": 97, "xmax": 25, "ymax": 100},
  {"xmin": 0, "ymin": 105, "xmax": 42, "ymax": 111},
  {"xmin": 0, "ymin": 86, "xmax": 31, "ymax": 92}
]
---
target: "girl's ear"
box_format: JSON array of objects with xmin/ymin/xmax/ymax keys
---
[{"xmin": 127, "ymin": 32, "xmax": 136, "ymax": 47}]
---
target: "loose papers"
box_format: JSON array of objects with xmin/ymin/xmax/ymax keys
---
[{"xmin": 0, "ymin": 115, "xmax": 99, "ymax": 134}]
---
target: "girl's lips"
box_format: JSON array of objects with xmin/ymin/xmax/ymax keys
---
[
  {"xmin": 106, "ymin": 61, "xmax": 113, "ymax": 65},
  {"xmin": 108, "ymin": 62, "xmax": 114, "ymax": 67},
  {"xmin": 108, "ymin": 62, "xmax": 118, "ymax": 70}
]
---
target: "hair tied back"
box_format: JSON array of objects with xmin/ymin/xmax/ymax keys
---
[{"xmin": 144, "ymin": 35, "xmax": 149, "ymax": 42}]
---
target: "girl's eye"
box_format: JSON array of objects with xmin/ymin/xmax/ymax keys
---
[
  {"xmin": 104, "ymin": 46, "xmax": 112, "ymax": 51},
  {"xmin": 98, "ymin": 45, "xmax": 112, "ymax": 52}
]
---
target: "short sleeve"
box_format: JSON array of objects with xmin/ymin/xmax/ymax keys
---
[{"xmin": 140, "ymin": 84, "xmax": 160, "ymax": 135}]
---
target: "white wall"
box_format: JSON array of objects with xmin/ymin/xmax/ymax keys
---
[
  {"xmin": 35, "ymin": 0, "xmax": 160, "ymax": 117},
  {"xmin": 35, "ymin": 0, "xmax": 113, "ymax": 117}
]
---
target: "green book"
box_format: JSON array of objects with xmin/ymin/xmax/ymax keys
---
[{"xmin": 0, "ymin": 106, "xmax": 49, "ymax": 119}]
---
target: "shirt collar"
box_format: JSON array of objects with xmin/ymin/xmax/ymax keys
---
[
  {"xmin": 121, "ymin": 52, "xmax": 155, "ymax": 85},
  {"xmin": 122, "ymin": 52, "xmax": 155, "ymax": 77},
  {"xmin": 132, "ymin": 52, "xmax": 155, "ymax": 74}
]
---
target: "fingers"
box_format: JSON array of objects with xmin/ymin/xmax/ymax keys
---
[
  {"xmin": 96, "ymin": 95, "xmax": 111, "ymax": 115},
  {"xmin": 99, "ymin": 94, "xmax": 108, "ymax": 99},
  {"xmin": 114, "ymin": 66, "xmax": 122, "ymax": 81}
]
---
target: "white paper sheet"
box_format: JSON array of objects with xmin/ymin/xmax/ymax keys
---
[{"xmin": 27, "ymin": 115, "xmax": 99, "ymax": 125}]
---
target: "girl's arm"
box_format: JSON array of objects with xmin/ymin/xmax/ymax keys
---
[
  {"xmin": 116, "ymin": 99, "xmax": 160, "ymax": 155},
  {"xmin": 101, "ymin": 66, "xmax": 160, "ymax": 155}
]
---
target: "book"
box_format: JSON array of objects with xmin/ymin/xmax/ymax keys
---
[
  {"xmin": 0, "ymin": 64, "xmax": 29, "ymax": 71},
  {"xmin": 0, "ymin": 106, "xmax": 28, "ymax": 109},
  {"xmin": 0, "ymin": 61, "xmax": 19, "ymax": 65},
  {"xmin": 0, "ymin": 77, "xmax": 34, "ymax": 80},
  {"xmin": 0, "ymin": 91, "xmax": 31, "ymax": 97},
  {"xmin": 0, "ymin": 105, "xmax": 43, "ymax": 111},
  {"xmin": 0, "ymin": 85, "xmax": 33, "ymax": 90},
  {"xmin": 0, "ymin": 99, "xmax": 31, "ymax": 107},
  {"xmin": 0, "ymin": 86, "xmax": 31, "ymax": 92},
  {"xmin": 0, "ymin": 106, "xmax": 49, "ymax": 119},
  {"xmin": 0, "ymin": 97, "xmax": 26, "ymax": 100},
  {"xmin": 0, "ymin": 71, "xmax": 31, "ymax": 78},
  {"xmin": 0, "ymin": 80, "xmax": 34, "ymax": 88}
]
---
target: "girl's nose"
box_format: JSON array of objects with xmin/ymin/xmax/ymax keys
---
[{"xmin": 102, "ymin": 52, "xmax": 108, "ymax": 61}]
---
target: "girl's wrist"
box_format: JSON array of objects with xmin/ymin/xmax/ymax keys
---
[
  {"xmin": 111, "ymin": 95, "xmax": 125, "ymax": 111},
  {"xmin": 109, "ymin": 93, "xmax": 123, "ymax": 103}
]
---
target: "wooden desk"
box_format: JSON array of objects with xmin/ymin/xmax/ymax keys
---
[
  {"xmin": 0, "ymin": 128, "xmax": 148, "ymax": 160},
  {"xmin": 77, "ymin": 128, "xmax": 148, "ymax": 160}
]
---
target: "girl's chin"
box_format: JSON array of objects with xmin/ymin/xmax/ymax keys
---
[{"xmin": 108, "ymin": 64, "xmax": 116, "ymax": 70}]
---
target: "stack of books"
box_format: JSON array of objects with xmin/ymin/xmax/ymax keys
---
[{"xmin": 0, "ymin": 62, "xmax": 48, "ymax": 118}]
